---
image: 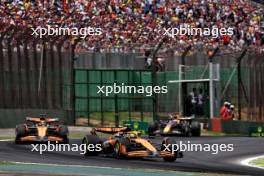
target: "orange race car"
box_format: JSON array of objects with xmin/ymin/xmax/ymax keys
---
[
  {"xmin": 82, "ymin": 127, "xmax": 183, "ymax": 162},
  {"xmin": 15, "ymin": 115, "xmax": 69, "ymax": 144}
]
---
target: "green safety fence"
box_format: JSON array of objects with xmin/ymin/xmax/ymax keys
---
[
  {"xmin": 74, "ymin": 69, "xmax": 154, "ymax": 127},
  {"xmin": 74, "ymin": 66, "xmax": 242, "ymax": 127}
]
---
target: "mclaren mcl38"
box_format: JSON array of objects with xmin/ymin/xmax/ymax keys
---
[
  {"xmin": 82, "ymin": 127, "xmax": 183, "ymax": 162},
  {"xmin": 15, "ymin": 115, "xmax": 69, "ymax": 144}
]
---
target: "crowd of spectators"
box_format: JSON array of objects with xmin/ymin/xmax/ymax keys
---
[{"xmin": 0, "ymin": 0, "xmax": 264, "ymax": 54}]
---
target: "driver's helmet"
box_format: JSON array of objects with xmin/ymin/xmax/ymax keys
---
[
  {"xmin": 126, "ymin": 132, "xmax": 137, "ymax": 138},
  {"xmin": 170, "ymin": 113, "xmax": 179, "ymax": 120},
  {"xmin": 39, "ymin": 121, "xmax": 47, "ymax": 126},
  {"xmin": 113, "ymin": 132, "xmax": 122, "ymax": 138}
]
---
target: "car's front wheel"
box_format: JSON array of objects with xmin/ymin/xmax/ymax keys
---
[
  {"xmin": 82, "ymin": 135, "xmax": 101, "ymax": 156},
  {"xmin": 15, "ymin": 124, "xmax": 26, "ymax": 144},
  {"xmin": 114, "ymin": 141, "xmax": 122, "ymax": 159},
  {"xmin": 161, "ymin": 138, "xmax": 177, "ymax": 162}
]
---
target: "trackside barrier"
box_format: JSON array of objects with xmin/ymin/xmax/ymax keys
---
[
  {"xmin": 212, "ymin": 119, "xmax": 264, "ymax": 136},
  {"xmin": 210, "ymin": 118, "xmax": 222, "ymax": 132},
  {"xmin": 123, "ymin": 121, "xmax": 148, "ymax": 135},
  {"xmin": 249, "ymin": 126, "xmax": 264, "ymax": 137},
  {"xmin": 0, "ymin": 109, "xmax": 68, "ymax": 128}
]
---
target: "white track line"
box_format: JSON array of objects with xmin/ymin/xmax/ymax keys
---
[
  {"xmin": 2, "ymin": 161, "xmax": 180, "ymax": 174},
  {"xmin": 12, "ymin": 161, "xmax": 123, "ymax": 170},
  {"xmin": 241, "ymin": 155, "xmax": 264, "ymax": 170},
  {"xmin": 0, "ymin": 139, "xmax": 13, "ymax": 142}
]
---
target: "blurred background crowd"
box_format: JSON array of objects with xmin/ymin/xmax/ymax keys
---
[{"xmin": 0, "ymin": 0, "xmax": 264, "ymax": 54}]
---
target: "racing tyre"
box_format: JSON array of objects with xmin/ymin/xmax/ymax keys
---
[
  {"xmin": 148, "ymin": 122, "xmax": 158, "ymax": 137},
  {"xmin": 114, "ymin": 138, "xmax": 129, "ymax": 159},
  {"xmin": 183, "ymin": 124, "xmax": 191, "ymax": 137},
  {"xmin": 15, "ymin": 136, "xmax": 22, "ymax": 144},
  {"xmin": 191, "ymin": 121, "xmax": 201, "ymax": 137},
  {"xmin": 61, "ymin": 136, "xmax": 69, "ymax": 144},
  {"xmin": 161, "ymin": 138, "xmax": 177, "ymax": 162},
  {"xmin": 15, "ymin": 124, "xmax": 26, "ymax": 144},
  {"xmin": 59, "ymin": 125, "xmax": 69, "ymax": 136},
  {"xmin": 16, "ymin": 124, "xmax": 26, "ymax": 136},
  {"xmin": 82, "ymin": 135, "xmax": 101, "ymax": 156}
]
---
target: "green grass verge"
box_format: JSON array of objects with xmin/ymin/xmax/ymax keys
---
[
  {"xmin": 0, "ymin": 137, "xmax": 14, "ymax": 140},
  {"xmin": 68, "ymin": 133, "xmax": 85, "ymax": 139},
  {"xmin": 202, "ymin": 130, "xmax": 227, "ymax": 136},
  {"xmin": 250, "ymin": 158, "xmax": 264, "ymax": 167},
  {"xmin": 202, "ymin": 130, "xmax": 244, "ymax": 137},
  {"xmin": 0, "ymin": 161, "xmax": 17, "ymax": 165}
]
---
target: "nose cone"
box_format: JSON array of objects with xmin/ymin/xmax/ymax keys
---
[
  {"xmin": 37, "ymin": 126, "xmax": 48, "ymax": 138},
  {"xmin": 164, "ymin": 125, "xmax": 171, "ymax": 133}
]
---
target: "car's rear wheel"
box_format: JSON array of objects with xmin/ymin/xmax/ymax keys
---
[
  {"xmin": 161, "ymin": 138, "xmax": 177, "ymax": 162},
  {"xmin": 148, "ymin": 122, "xmax": 158, "ymax": 137},
  {"xmin": 59, "ymin": 125, "xmax": 68, "ymax": 136},
  {"xmin": 191, "ymin": 121, "xmax": 201, "ymax": 137},
  {"xmin": 183, "ymin": 124, "xmax": 191, "ymax": 137},
  {"xmin": 61, "ymin": 136, "xmax": 69, "ymax": 144},
  {"xmin": 82, "ymin": 135, "xmax": 101, "ymax": 156},
  {"xmin": 15, "ymin": 136, "xmax": 22, "ymax": 144}
]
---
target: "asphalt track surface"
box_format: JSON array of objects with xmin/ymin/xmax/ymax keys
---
[{"xmin": 0, "ymin": 137, "xmax": 264, "ymax": 176}]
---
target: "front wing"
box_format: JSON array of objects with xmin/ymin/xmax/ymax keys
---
[
  {"xmin": 126, "ymin": 150, "xmax": 176, "ymax": 158},
  {"xmin": 17, "ymin": 135, "xmax": 64, "ymax": 142}
]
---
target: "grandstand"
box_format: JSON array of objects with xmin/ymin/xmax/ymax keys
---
[{"xmin": 0, "ymin": 0, "xmax": 263, "ymax": 54}]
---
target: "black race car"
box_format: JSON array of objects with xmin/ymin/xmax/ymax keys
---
[{"xmin": 148, "ymin": 113, "xmax": 201, "ymax": 137}]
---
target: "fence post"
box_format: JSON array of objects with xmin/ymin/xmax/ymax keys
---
[
  {"xmin": 180, "ymin": 45, "xmax": 192, "ymax": 116},
  {"xmin": 151, "ymin": 37, "xmax": 167, "ymax": 121},
  {"xmin": 0, "ymin": 36, "xmax": 4, "ymax": 108},
  {"xmin": 114, "ymin": 70, "xmax": 119, "ymax": 127},
  {"xmin": 70, "ymin": 44, "xmax": 76, "ymax": 125},
  {"xmin": 7, "ymin": 28, "xmax": 16, "ymax": 108},
  {"xmin": 208, "ymin": 47, "xmax": 219, "ymax": 119},
  {"xmin": 236, "ymin": 49, "xmax": 248, "ymax": 120}
]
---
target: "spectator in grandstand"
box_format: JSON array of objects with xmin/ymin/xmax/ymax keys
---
[{"xmin": 0, "ymin": 0, "xmax": 263, "ymax": 54}]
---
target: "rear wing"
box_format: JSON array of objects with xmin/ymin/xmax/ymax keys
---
[
  {"xmin": 25, "ymin": 117, "xmax": 59, "ymax": 123},
  {"xmin": 169, "ymin": 113, "xmax": 195, "ymax": 120},
  {"xmin": 93, "ymin": 127, "xmax": 131, "ymax": 134},
  {"xmin": 178, "ymin": 117, "xmax": 195, "ymax": 120}
]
